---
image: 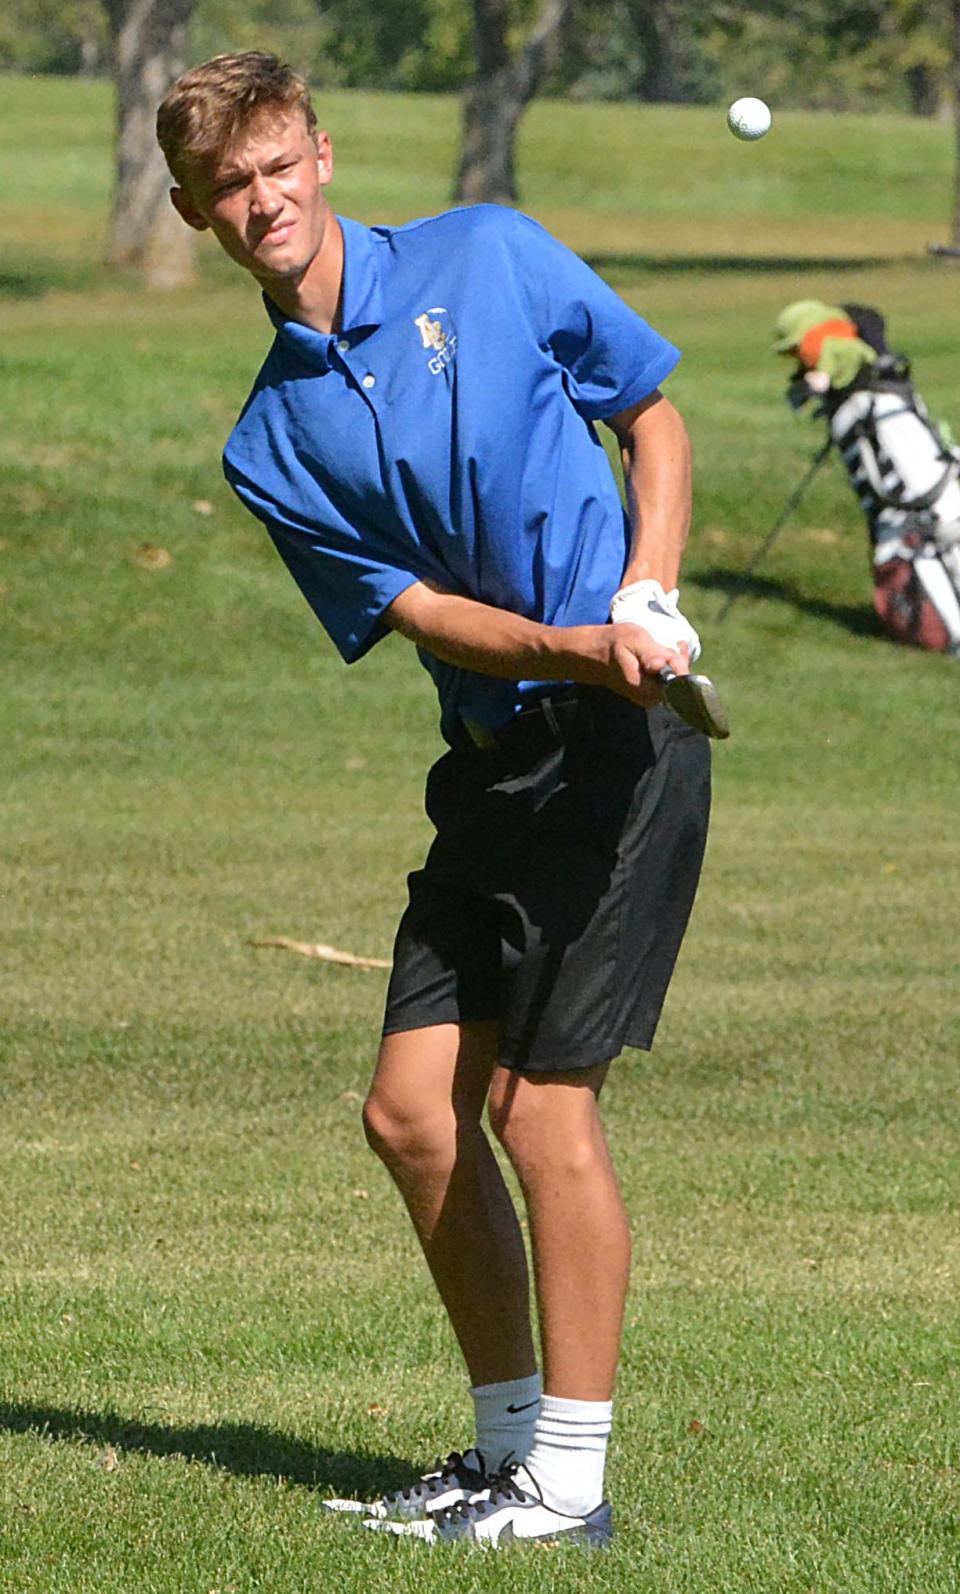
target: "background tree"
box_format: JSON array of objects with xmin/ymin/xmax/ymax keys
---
[
  {"xmin": 455, "ymin": 0, "xmax": 580, "ymax": 203},
  {"xmin": 2, "ymin": 0, "xmax": 955, "ymax": 120},
  {"xmin": 191, "ymin": 0, "xmax": 471, "ymax": 92},
  {"xmin": 953, "ymin": 0, "xmax": 960, "ymax": 246},
  {"xmin": 630, "ymin": 0, "xmax": 709, "ymax": 103},
  {"xmin": 191, "ymin": 0, "xmax": 324, "ymax": 80},
  {"xmin": 4, "ymin": 0, "xmax": 956, "ymax": 272},
  {"xmin": 103, "ymin": 0, "xmax": 198, "ymax": 286},
  {"xmin": 0, "ymin": 0, "xmax": 107, "ymax": 74},
  {"xmin": 553, "ymin": 0, "xmax": 715, "ymax": 103},
  {"xmin": 884, "ymin": 0, "xmax": 950, "ymax": 117}
]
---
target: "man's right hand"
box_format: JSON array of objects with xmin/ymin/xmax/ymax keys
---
[{"xmin": 588, "ymin": 622, "xmax": 688, "ymax": 707}]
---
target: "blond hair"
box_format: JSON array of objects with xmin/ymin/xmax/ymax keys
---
[{"xmin": 157, "ymin": 52, "xmax": 317, "ymax": 185}]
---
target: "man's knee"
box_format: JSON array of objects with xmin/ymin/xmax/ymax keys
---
[
  {"xmin": 362, "ymin": 1085, "xmax": 456, "ymax": 1173},
  {"xmin": 487, "ymin": 1073, "xmax": 602, "ymax": 1179},
  {"xmin": 486, "ymin": 1079, "xmax": 524, "ymax": 1153},
  {"xmin": 364, "ymin": 1023, "xmax": 498, "ymax": 1173}
]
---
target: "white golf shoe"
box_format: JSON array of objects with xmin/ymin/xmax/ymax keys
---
[
  {"xmin": 362, "ymin": 1460, "xmax": 613, "ymax": 1548},
  {"xmin": 323, "ymin": 1448, "xmax": 490, "ymax": 1522}
]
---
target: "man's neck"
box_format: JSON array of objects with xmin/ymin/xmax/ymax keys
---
[{"xmin": 262, "ymin": 212, "xmax": 345, "ymax": 334}]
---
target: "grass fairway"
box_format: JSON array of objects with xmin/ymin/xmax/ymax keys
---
[{"xmin": 3, "ymin": 77, "xmax": 960, "ymax": 1591}]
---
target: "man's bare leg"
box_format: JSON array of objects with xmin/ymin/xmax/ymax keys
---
[
  {"xmin": 362, "ymin": 1044, "xmax": 627, "ymax": 1526},
  {"xmin": 362, "ymin": 1022, "xmax": 536, "ymax": 1387},
  {"xmin": 473, "ymin": 1060, "xmax": 627, "ymax": 1520},
  {"xmin": 486, "ymin": 1061, "xmax": 629, "ymax": 1400}
]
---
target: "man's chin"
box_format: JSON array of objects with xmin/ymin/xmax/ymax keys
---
[
  {"xmin": 253, "ymin": 257, "xmax": 309, "ymax": 282},
  {"xmin": 248, "ymin": 246, "xmax": 315, "ymax": 284}
]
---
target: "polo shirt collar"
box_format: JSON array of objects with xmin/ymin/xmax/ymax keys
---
[
  {"xmin": 263, "ymin": 214, "xmax": 384, "ymax": 372},
  {"xmin": 338, "ymin": 215, "xmax": 384, "ymax": 334}
]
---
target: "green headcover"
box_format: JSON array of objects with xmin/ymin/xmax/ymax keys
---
[
  {"xmin": 773, "ymin": 300, "xmax": 847, "ymax": 352},
  {"xmin": 774, "ymin": 299, "xmax": 877, "ymax": 391}
]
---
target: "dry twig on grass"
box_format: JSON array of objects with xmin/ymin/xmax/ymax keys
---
[{"xmin": 249, "ymin": 936, "xmax": 391, "ymax": 971}]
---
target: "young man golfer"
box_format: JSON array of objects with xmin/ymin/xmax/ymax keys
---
[{"xmin": 158, "ymin": 51, "xmax": 711, "ymax": 1549}]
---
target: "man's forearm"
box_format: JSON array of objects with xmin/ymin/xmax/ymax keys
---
[
  {"xmin": 384, "ymin": 582, "xmax": 685, "ymax": 705},
  {"xmin": 608, "ymin": 392, "xmax": 692, "ymax": 592},
  {"xmin": 386, "ymin": 585, "xmax": 611, "ymax": 682}
]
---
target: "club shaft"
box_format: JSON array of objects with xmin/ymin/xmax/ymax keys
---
[{"xmin": 718, "ymin": 438, "xmax": 833, "ymax": 622}]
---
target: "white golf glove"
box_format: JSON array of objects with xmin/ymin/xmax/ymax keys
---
[{"xmin": 609, "ymin": 578, "xmax": 702, "ymax": 664}]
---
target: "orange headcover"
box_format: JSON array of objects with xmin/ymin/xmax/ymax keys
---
[{"xmin": 796, "ymin": 318, "xmax": 859, "ymax": 370}]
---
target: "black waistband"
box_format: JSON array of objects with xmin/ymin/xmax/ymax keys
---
[{"xmin": 458, "ymin": 686, "xmax": 588, "ymax": 755}]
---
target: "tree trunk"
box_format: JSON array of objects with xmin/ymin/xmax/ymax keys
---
[
  {"xmin": 954, "ymin": 0, "xmax": 960, "ymax": 247},
  {"xmin": 905, "ymin": 62, "xmax": 939, "ymax": 118},
  {"xmin": 455, "ymin": 0, "xmax": 578, "ymax": 204},
  {"xmin": 633, "ymin": 0, "xmax": 690, "ymax": 103},
  {"xmin": 104, "ymin": 0, "xmax": 198, "ymax": 287}
]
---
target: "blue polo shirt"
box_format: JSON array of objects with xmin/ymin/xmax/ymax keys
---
[{"xmin": 223, "ymin": 204, "xmax": 680, "ymax": 739}]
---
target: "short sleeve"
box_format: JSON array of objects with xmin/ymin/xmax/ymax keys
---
[
  {"xmin": 508, "ymin": 212, "xmax": 681, "ymax": 421},
  {"xmin": 224, "ymin": 457, "xmax": 418, "ymax": 663}
]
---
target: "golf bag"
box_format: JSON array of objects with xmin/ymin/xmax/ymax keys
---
[{"xmin": 795, "ymin": 305, "xmax": 960, "ymax": 655}]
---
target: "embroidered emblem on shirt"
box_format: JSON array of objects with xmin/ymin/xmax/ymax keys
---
[{"xmin": 414, "ymin": 308, "xmax": 458, "ymax": 375}]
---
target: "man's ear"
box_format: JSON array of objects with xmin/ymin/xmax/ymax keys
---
[
  {"xmin": 170, "ymin": 186, "xmax": 210, "ymax": 233},
  {"xmin": 314, "ymin": 130, "xmax": 333, "ymax": 186}
]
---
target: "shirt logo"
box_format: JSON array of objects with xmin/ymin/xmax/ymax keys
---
[{"xmin": 414, "ymin": 307, "xmax": 458, "ymax": 375}]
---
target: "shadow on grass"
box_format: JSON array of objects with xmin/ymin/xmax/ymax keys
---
[
  {"xmin": 0, "ymin": 253, "xmax": 909, "ymax": 302},
  {"xmin": 584, "ymin": 252, "xmax": 908, "ymax": 278},
  {"xmin": 694, "ymin": 568, "xmax": 882, "ymax": 638},
  {"xmin": 0, "ymin": 1400, "xmax": 409, "ymax": 1497},
  {"xmin": 0, "ymin": 264, "xmax": 100, "ymax": 300}
]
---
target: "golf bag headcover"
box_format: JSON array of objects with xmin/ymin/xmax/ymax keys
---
[
  {"xmin": 774, "ymin": 299, "xmax": 877, "ymax": 399},
  {"xmin": 777, "ymin": 301, "xmax": 960, "ymax": 655}
]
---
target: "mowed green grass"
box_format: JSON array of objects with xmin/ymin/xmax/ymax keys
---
[{"xmin": 2, "ymin": 76, "xmax": 959, "ymax": 1591}]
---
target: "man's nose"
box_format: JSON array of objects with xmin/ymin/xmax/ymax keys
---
[{"xmin": 249, "ymin": 175, "xmax": 282, "ymax": 216}]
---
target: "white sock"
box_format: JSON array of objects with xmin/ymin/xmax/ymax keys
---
[
  {"xmin": 521, "ymin": 1394, "xmax": 612, "ymax": 1516},
  {"xmin": 469, "ymin": 1372, "xmax": 542, "ymax": 1472}
]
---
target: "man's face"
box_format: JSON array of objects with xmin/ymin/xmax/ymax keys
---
[{"xmin": 172, "ymin": 110, "xmax": 333, "ymax": 284}]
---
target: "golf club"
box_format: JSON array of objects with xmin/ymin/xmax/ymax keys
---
[
  {"xmin": 717, "ymin": 436, "xmax": 833, "ymax": 622},
  {"xmin": 660, "ymin": 667, "xmax": 731, "ymax": 739}
]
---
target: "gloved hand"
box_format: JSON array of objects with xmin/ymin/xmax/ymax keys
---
[{"xmin": 609, "ymin": 578, "xmax": 701, "ymax": 664}]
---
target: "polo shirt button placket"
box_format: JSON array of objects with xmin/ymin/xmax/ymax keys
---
[{"xmin": 332, "ymin": 339, "xmax": 379, "ymax": 406}]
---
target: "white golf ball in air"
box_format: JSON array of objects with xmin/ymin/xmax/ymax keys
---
[{"xmin": 727, "ymin": 97, "xmax": 772, "ymax": 141}]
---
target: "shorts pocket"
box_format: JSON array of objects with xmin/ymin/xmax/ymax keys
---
[{"xmin": 566, "ymin": 700, "xmax": 657, "ymax": 855}]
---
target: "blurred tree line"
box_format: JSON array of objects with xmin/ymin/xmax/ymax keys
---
[{"xmin": 2, "ymin": 0, "xmax": 954, "ymax": 117}]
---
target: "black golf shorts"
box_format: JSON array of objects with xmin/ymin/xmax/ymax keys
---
[{"xmin": 382, "ymin": 686, "xmax": 711, "ymax": 1073}]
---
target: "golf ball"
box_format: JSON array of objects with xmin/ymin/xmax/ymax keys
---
[{"xmin": 727, "ymin": 97, "xmax": 772, "ymax": 141}]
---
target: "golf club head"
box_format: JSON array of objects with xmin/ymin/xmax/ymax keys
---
[{"xmin": 660, "ymin": 668, "xmax": 731, "ymax": 740}]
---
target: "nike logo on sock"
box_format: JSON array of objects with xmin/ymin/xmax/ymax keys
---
[{"xmin": 506, "ymin": 1400, "xmax": 539, "ymax": 1414}]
